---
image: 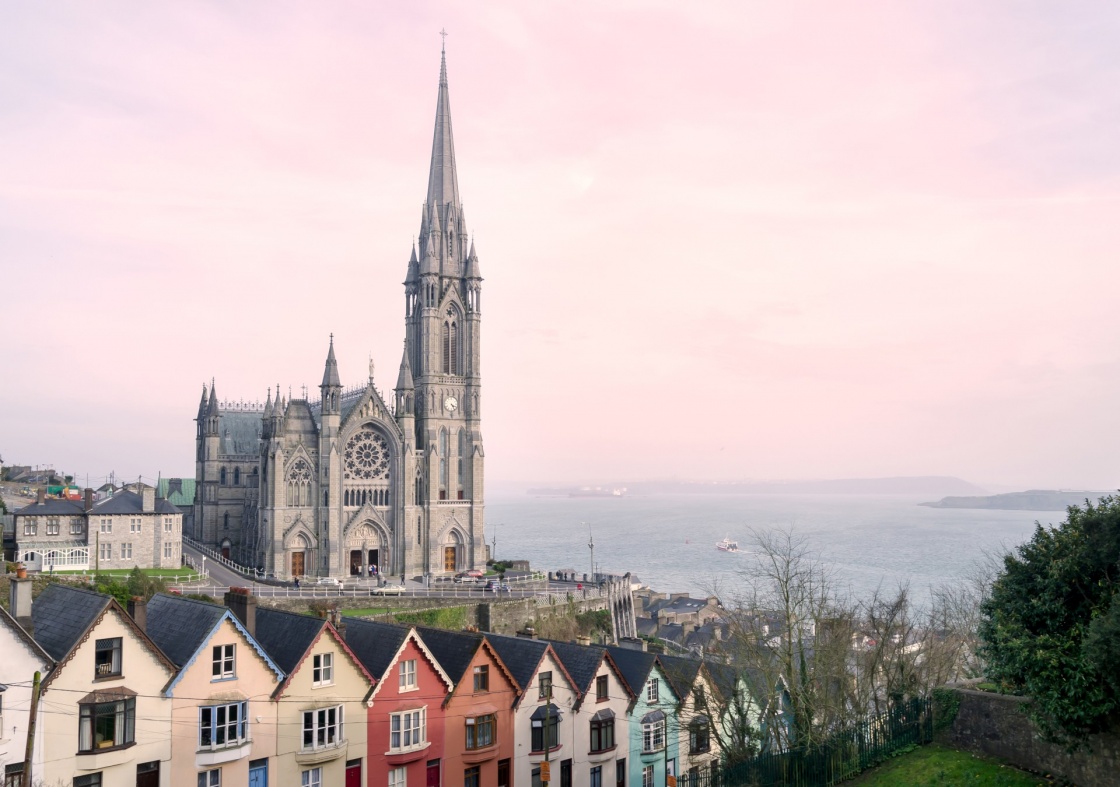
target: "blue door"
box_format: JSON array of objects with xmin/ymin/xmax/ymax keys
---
[{"xmin": 249, "ymin": 759, "xmax": 268, "ymax": 787}]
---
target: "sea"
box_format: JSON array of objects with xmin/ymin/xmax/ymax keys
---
[{"xmin": 485, "ymin": 494, "xmax": 1062, "ymax": 607}]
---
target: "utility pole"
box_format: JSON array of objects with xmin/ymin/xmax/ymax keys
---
[
  {"xmin": 542, "ymin": 682, "xmax": 553, "ymax": 786},
  {"xmin": 22, "ymin": 670, "xmax": 41, "ymax": 787}
]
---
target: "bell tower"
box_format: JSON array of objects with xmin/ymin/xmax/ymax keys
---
[{"xmin": 402, "ymin": 43, "xmax": 485, "ymax": 573}]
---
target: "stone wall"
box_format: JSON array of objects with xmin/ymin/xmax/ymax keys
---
[
  {"xmin": 256, "ymin": 593, "xmax": 607, "ymax": 637},
  {"xmin": 942, "ymin": 687, "xmax": 1120, "ymax": 787}
]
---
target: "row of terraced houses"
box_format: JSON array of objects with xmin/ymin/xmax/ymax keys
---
[{"xmin": 1, "ymin": 578, "xmax": 761, "ymax": 787}]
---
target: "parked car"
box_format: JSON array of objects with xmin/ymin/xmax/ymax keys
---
[
  {"xmin": 484, "ymin": 580, "xmax": 511, "ymax": 593},
  {"xmin": 370, "ymin": 583, "xmax": 406, "ymax": 596},
  {"xmin": 316, "ymin": 577, "xmax": 341, "ymax": 586},
  {"xmin": 453, "ymin": 572, "xmax": 482, "ymax": 584}
]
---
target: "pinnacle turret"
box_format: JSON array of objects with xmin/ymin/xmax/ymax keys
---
[
  {"xmin": 207, "ymin": 379, "xmax": 219, "ymax": 416},
  {"xmin": 465, "ymin": 239, "xmax": 481, "ymax": 280},
  {"xmin": 321, "ymin": 335, "xmax": 342, "ymax": 388},
  {"xmin": 396, "ymin": 344, "xmax": 415, "ymax": 391}
]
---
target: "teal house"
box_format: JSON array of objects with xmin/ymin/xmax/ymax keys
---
[{"xmin": 607, "ymin": 644, "xmax": 682, "ymax": 786}]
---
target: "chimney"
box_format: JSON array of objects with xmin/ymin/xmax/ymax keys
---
[
  {"xmin": 617, "ymin": 636, "xmax": 647, "ymax": 652},
  {"xmin": 127, "ymin": 597, "xmax": 148, "ymax": 632},
  {"xmin": 84, "ymin": 487, "xmax": 95, "ymax": 512},
  {"xmin": 575, "ymin": 635, "xmax": 591, "ymax": 646},
  {"xmin": 10, "ymin": 577, "xmax": 34, "ymax": 634},
  {"xmin": 141, "ymin": 486, "xmax": 155, "ymax": 513},
  {"xmin": 516, "ymin": 625, "xmax": 537, "ymax": 640},
  {"xmin": 328, "ymin": 609, "xmax": 347, "ymax": 641},
  {"xmin": 37, "ymin": 488, "xmax": 45, "ymax": 505},
  {"xmin": 224, "ymin": 588, "xmax": 257, "ymax": 638}
]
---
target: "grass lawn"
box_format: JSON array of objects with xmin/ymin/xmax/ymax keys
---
[
  {"xmin": 847, "ymin": 745, "xmax": 1051, "ymax": 786},
  {"xmin": 340, "ymin": 607, "xmax": 391, "ymax": 617}
]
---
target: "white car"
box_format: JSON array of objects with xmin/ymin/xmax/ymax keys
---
[
  {"xmin": 370, "ymin": 583, "xmax": 406, "ymax": 596},
  {"xmin": 316, "ymin": 577, "xmax": 341, "ymax": 586}
]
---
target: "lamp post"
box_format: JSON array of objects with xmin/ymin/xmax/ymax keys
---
[{"xmin": 586, "ymin": 522, "xmax": 594, "ymax": 582}]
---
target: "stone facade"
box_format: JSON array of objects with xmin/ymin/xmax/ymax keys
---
[
  {"xmin": 13, "ymin": 487, "xmax": 182, "ymax": 571},
  {"xmin": 193, "ymin": 49, "xmax": 485, "ymax": 581}
]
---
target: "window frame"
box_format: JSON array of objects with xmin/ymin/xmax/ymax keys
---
[
  {"xmin": 78, "ymin": 697, "xmax": 136, "ymax": 753},
  {"xmin": 389, "ymin": 707, "xmax": 427, "ymax": 752},
  {"xmin": 595, "ymin": 674, "xmax": 609, "ymax": 701},
  {"xmin": 689, "ymin": 717, "xmax": 711, "ymax": 754},
  {"xmin": 399, "ymin": 658, "xmax": 418, "ymax": 691},
  {"xmin": 387, "ymin": 767, "xmax": 406, "ymax": 787},
  {"xmin": 197, "ymin": 769, "xmax": 220, "ymax": 787},
  {"xmin": 464, "ymin": 713, "xmax": 495, "ymax": 750},
  {"xmin": 94, "ymin": 637, "xmax": 122, "ymax": 678},
  {"xmin": 646, "ymin": 677, "xmax": 659, "ymax": 703},
  {"xmin": 199, "ymin": 701, "xmax": 249, "ymax": 750},
  {"xmin": 301, "ymin": 705, "xmax": 343, "ymax": 751},
  {"xmin": 530, "ymin": 715, "xmax": 559, "ymax": 753},
  {"xmin": 590, "ymin": 717, "xmax": 614, "ymax": 753},
  {"xmin": 642, "ymin": 765, "xmax": 655, "ymax": 787},
  {"xmin": 538, "ymin": 670, "xmax": 553, "ymax": 700},
  {"xmin": 312, "ymin": 653, "xmax": 334, "ymax": 687},
  {"xmin": 300, "ymin": 768, "xmax": 321, "ymax": 787},
  {"xmin": 212, "ymin": 644, "xmax": 235, "ymax": 680},
  {"xmin": 473, "ymin": 664, "xmax": 489, "ymax": 692},
  {"xmin": 642, "ymin": 718, "xmax": 666, "ymax": 753}
]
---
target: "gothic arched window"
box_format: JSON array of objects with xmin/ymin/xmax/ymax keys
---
[
  {"xmin": 457, "ymin": 429, "xmax": 466, "ymax": 498},
  {"xmin": 220, "ymin": 467, "xmax": 227, "ymax": 485},
  {"xmin": 441, "ymin": 308, "xmax": 461, "ymax": 375},
  {"xmin": 286, "ymin": 459, "xmax": 313, "ymax": 507},
  {"xmin": 233, "ymin": 467, "xmax": 240, "ymax": 486}
]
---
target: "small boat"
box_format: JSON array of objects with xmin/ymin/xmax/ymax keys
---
[{"xmin": 716, "ymin": 538, "xmax": 739, "ymax": 552}]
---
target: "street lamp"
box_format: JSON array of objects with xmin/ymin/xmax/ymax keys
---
[{"xmin": 586, "ymin": 522, "xmax": 594, "ymax": 582}]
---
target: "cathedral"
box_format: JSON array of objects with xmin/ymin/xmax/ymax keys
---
[{"xmin": 193, "ymin": 48, "xmax": 485, "ymax": 580}]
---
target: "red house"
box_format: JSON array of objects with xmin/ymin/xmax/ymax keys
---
[
  {"xmin": 416, "ymin": 627, "xmax": 522, "ymax": 787},
  {"xmin": 345, "ymin": 620, "xmax": 454, "ymax": 787}
]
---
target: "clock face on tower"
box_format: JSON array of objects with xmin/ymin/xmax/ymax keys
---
[{"xmin": 444, "ymin": 395, "xmax": 458, "ymax": 412}]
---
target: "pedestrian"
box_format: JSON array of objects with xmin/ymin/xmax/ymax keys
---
[{"xmin": 294, "ymin": 577, "xmax": 300, "ymax": 589}]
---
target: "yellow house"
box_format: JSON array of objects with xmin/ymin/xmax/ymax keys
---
[
  {"xmin": 145, "ymin": 592, "xmax": 283, "ymax": 787},
  {"xmin": 30, "ymin": 584, "xmax": 177, "ymax": 787},
  {"xmin": 252, "ymin": 608, "xmax": 375, "ymax": 787}
]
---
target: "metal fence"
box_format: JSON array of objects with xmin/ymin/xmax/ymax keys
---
[{"xmin": 684, "ymin": 698, "xmax": 933, "ymax": 787}]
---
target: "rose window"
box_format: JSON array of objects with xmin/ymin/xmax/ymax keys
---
[{"xmin": 344, "ymin": 427, "xmax": 390, "ymax": 480}]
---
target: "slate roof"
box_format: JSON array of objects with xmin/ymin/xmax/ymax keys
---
[
  {"xmin": 484, "ymin": 633, "xmax": 551, "ymax": 694},
  {"xmin": 217, "ymin": 409, "xmax": 264, "ymax": 455},
  {"xmin": 545, "ymin": 639, "xmax": 606, "ymax": 695},
  {"xmin": 0, "ymin": 605, "xmax": 52, "ymax": 664},
  {"xmin": 92, "ymin": 490, "xmax": 179, "ymax": 515},
  {"xmin": 415, "ymin": 625, "xmax": 483, "ymax": 682},
  {"xmin": 31, "ymin": 584, "xmax": 112, "ymax": 661},
  {"xmin": 13, "ymin": 498, "xmax": 85, "ymax": 517},
  {"xmin": 606, "ymin": 645, "xmax": 668, "ymax": 701},
  {"xmin": 344, "ymin": 619, "xmax": 410, "ymax": 679},
  {"xmin": 657, "ymin": 653, "xmax": 703, "ymax": 699},
  {"xmin": 146, "ymin": 594, "xmax": 228, "ymax": 667},
  {"xmin": 255, "ymin": 608, "xmax": 327, "ymax": 675}
]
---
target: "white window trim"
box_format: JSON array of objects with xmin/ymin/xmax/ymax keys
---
[
  {"xmin": 301, "ymin": 705, "xmax": 344, "ymax": 751},
  {"xmin": 312, "ymin": 653, "xmax": 334, "ymax": 687},
  {"xmin": 388, "ymin": 707, "xmax": 427, "ymax": 753},
  {"xmin": 212, "ymin": 644, "xmax": 236, "ymax": 680},
  {"xmin": 398, "ymin": 659, "xmax": 418, "ymax": 692}
]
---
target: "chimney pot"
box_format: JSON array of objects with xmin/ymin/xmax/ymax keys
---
[{"xmin": 84, "ymin": 487, "xmax": 94, "ymax": 512}]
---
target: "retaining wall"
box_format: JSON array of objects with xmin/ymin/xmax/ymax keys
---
[{"xmin": 942, "ymin": 687, "xmax": 1120, "ymax": 787}]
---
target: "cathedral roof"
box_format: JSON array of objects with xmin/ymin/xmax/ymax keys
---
[{"xmin": 216, "ymin": 409, "xmax": 264, "ymax": 455}]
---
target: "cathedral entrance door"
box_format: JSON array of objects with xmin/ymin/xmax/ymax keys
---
[
  {"xmin": 444, "ymin": 546, "xmax": 457, "ymax": 572},
  {"xmin": 368, "ymin": 550, "xmax": 378, "ymax": 574},
  {"xmin": 291, "ymin": 551, "xmax": 305, "ymax": 577},
  {"xmin": 349, "ymin": 550, "xmax": 362, "ymax": 576}
]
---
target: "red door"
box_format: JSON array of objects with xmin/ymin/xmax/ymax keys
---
[
  {"xmin": 426, "ymin": 760, "xmax": 441, "ymax": 787},
  {"xmin": 344, "ymin": 761, "xmax": 361, "ymax": 787}
]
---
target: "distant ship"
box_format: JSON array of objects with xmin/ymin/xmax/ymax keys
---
[
  {"xmin": 716, "ymin": 538, "xmax": 739, "ymax": 552},
  {"xmin": 569, "ymin": 487, "xmax": 627, "ymax": 498}
]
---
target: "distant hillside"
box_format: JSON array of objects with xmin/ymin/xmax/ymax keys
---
[
  {"xmin": 528, "ymin": 476, "xmax": 987, "ymax": 497},
  {"xmin": 919, "ymin": 490, "xmax": 1112, "ymax": 511}
]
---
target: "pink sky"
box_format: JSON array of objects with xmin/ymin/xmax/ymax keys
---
[{"xmin": 2, "ymin": 2, "xmax": 1118, "ymax": 490}]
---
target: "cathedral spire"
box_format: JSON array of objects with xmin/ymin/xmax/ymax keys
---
[
  {"xmin": 425, "ymin": 42, "xmax": 460, "ymax": 213},
  {"xmin": 207, "ymin": 379, "xmax": 219, "ymax": 416},
  {"xmin": 321, "ymin": 334, "xmax": 342, "ymax": 388}
]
